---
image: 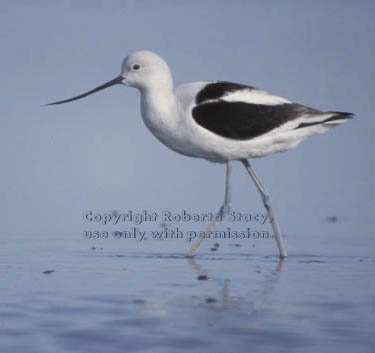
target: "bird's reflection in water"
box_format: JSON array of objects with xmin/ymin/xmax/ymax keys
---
[
  {"xmin": 187, "ymin": 257, "xmax": 286, "ymax": 313},
  {"xmin": 132, "ymin": 255, "xmax": 286, "ymax": 326}
]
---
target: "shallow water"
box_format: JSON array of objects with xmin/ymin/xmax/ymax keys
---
[{"xmin": 1, "ymin": 230, "xmax": 374, "ymax": 353}]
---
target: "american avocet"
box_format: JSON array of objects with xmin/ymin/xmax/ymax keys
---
[{"xmin": 47, "ymin": 50, "xmax": 354, "ymax": 258}]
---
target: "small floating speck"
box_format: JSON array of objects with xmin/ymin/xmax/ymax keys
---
[
  {"xmin": 210, "ymin": 247, "xmax": 217, "ymax": 251},
  {"xmin": 205, "ymin": 297, "xmax": 218, "ymax": 303},
  {"xmin": 213, "ymin": 243, "xmax": 220, "ymax": 248},
  {"xmin": 326, "ymin": 216, "xmax": 338, "ymax": 223},
  {"xmin": 228, "ymin": 243, "xmax": 241, "ymax": 247},
  {"xmin": 132, "ymin": 299, "xmax": 146, "ymax": 304},
  {"xmin": 197, "ymin": 275, "xmax": 208, "ymax": 280},
  {"xmin": 43, "ymin": 270, "xmax": 55, "ymax": 274}
]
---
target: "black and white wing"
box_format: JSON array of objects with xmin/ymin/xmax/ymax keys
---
[{"xmin": 190, "ymin": 81, "xmax": 353, "ymax": 140}]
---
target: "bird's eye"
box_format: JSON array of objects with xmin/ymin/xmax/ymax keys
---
[{"xmin": 132, "ymin": 64, "xmax": 140, "ymax": 70}]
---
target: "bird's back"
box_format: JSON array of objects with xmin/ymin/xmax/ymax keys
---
[{"xmin": 175, "ymin": 80, "xmax": 353, "ymax": 140}]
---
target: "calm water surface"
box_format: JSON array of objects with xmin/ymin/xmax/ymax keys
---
[{"xmin": 0, "ymin": 229, "xmax": 374, "ymax": 353}]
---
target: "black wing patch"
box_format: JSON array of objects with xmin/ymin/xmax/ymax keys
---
[
  {"xmin": 195, "ymin": 81, "xmax": 254, "ymax": 105},
  {"xmin": 295, "ymin": 111, "xmax": 354, "ymax": 129},
  {"xmin": 192, "ymin": 101, "xmax": 306, "ymax": 140}
]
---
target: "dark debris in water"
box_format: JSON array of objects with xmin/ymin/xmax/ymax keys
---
[
  {"xmin": 43, "ymin": 270, "xmax": 55, "ymax": 275},
  {"xmin": 197, "ymin": 275, "xmax": 208, "ymax": 281},
  {"xmin": 210, "ymin": 247, "xmax": 218, "ymax": 252},
  {"xmin": 132, "ymin": 299, "xmax": 146, "ymax": 304},
  {"xmin": 205, "ymin": 297, "xmax": 218, "ymax": 303},
  {"xmin": 228, "ymin": 243, "xmax": 242, "ymax": 247},
  {"xmin": 326, "ymin": 216, "xmax": 338, "ymax": 223}
]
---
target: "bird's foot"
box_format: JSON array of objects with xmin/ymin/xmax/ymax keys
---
[{"xmin": 218, "ymin": 203, "xmax": 232, "ymax": 219}]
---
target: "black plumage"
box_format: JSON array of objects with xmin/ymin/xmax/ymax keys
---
[
  {"xmin": 195, "ymin": 81, "xmax": 254, "ymax": 105},
  {"xmin": 192, "ymin": 82, "xmax": 353, "ymax": 140}
]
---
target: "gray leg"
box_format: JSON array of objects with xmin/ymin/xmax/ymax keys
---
[
  {"xmin": 219, "ymin": 161, "xmax": 233, "ymax": 218},
  {"xmin": 241, "ymin": 159, "xmax": 287, "ymax": 259},
  {"xmin": 186, "ymin": 161, "xmax": 232, "ymax": 258}
]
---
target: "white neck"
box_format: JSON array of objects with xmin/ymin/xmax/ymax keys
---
[{"xmin": 140, "ymin": 82, "xmax": 180, "ymax": 144}]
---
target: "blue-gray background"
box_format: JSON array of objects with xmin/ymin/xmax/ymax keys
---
[{"xmin": 1, "ymin": 0, "xmax": 374, "ymax": 242}]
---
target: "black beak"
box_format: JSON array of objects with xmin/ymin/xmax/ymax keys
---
[{"xmin": 46, "ymin": 75, "xmax": 124, "ymax": 106}]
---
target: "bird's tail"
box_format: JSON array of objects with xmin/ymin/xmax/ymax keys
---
[
  {"xmin": 321, "ymin": 111, "xmax": 355, "ymax": 125},
  {"xmin": 296, "ymin": 111, "xmax": 354, "ymax": 129}
]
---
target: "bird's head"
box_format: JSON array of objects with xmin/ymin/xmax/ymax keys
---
[
  {"xmin": 46, "ymin": 50, "xmax": 172, "ymax": 106},
  {"xmin": 121, "ymin": 50, "xmax": 172, "ymax": 90}
]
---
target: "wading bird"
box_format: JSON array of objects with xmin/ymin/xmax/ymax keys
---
[{"xmin": 47, "ymin": 50, "xmax": 354, "ymax": 258}]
